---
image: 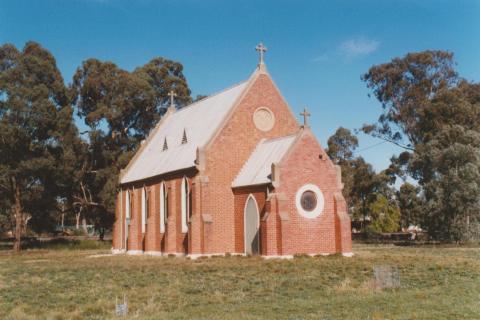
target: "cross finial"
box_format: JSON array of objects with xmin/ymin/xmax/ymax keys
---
[
  {"xmin": 168, "ymin": 90, "xmax": 177, "ymax": 108},
  {"xmin": 255, "ymin": 42, "xmax": 267, "ymax": 65},
  {"xmin": 300, "ymin": 107, "xmax": 311, "ymax": 127}
]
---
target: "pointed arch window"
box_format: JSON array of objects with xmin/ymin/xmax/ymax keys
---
[
  {"xmin": 181, "ymin": 177, "xmax": 190, "ymax": 233},
  {"xmin": 125, "ymin": 190, "xmax": 131, "ymax": 223},
  {"xmin": 160, "ymin": 182, "xmax": 167, "ymax": 233},
  {"xmin": 141, "ymin": 187, "xmax": 148, "ymax": 234}
]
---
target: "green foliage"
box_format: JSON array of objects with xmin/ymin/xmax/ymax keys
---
[
  {"xmin": 397, "ymin": 182, "xmax": 422, "ymax": 229},
  {"xmin": 363, "ymin": 50, "xmax": 480, "ymax": 242},
  {"xmin": 70, "ymin": 56, "xmax": 192, "ymax": 231},
  {"xmin": 0, "ymin": 41, "xmax": 193, "ymax": 249},
  {"xmin": 326, "ymin": 128, "xmax": 396, "ymax": 231},
  {"xmin": 367, "ymin": 194, "xmax": 400, "ymax": 233},
  {"xmin": 361, "ymin": 50, "xmax": 458, "ymax": 149},
  {"xmin": 0, "ymin": 42, "xmax": 75, "ymax": 249},
  {"xmin": 418, "ymin": 126, "xmax": 480, "ymax": 241},
  {"xmin": 327, "ymin": 127, "xmax": 358, "ymax": 163}
]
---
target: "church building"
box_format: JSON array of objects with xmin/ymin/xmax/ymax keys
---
[{"xmin": 112, "ymin": 44, "xmax": 352, "ymax": 258}]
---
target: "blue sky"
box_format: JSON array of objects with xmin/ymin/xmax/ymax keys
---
[{"xmin": 1, "ymin": 0, "xmax": 479, "ymax": 173}]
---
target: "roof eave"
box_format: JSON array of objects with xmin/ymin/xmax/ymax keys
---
[{"xmin": 120, "ymin": 165, "xmax": 197, "ymax": 186}]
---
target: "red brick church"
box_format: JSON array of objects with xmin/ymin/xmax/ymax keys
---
[{"xmin": 112, "ymin": 44, "xmax": 352, "ymax": 258}]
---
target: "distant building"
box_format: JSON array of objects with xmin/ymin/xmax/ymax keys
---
[{"xmin": 111, "ymin": 44, "xmax": 352, "ymax": 258}]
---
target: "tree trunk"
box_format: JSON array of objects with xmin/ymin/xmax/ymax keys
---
[
  {"xmin": 76, "ymin": 212, "xmax": 81, "ymax": 229},
  {"xmin": 82, "ymin": 217, "xmax": 88, "ymax": 234},
  {"xmin": 11, "ymin": 176, "xmax": 23, "ymax": 252}
]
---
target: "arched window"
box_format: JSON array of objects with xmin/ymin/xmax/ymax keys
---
[
  {"xmin": 160, "ymin": 182, "xmax": 167, "ymax": 233},
  {"xmin": 125, "ymin": 190, "xmax": 131, "ymax": 222},
  {"xmin": 181, "ymin": 177, "xmax": 189, "ymax": 233},
  {"xmin": 141, "ymin": 187, "xmax": 147, "ymax": 234},
  {"xmin": 125, "ymin": 190, "xmax": 131, "ymax": 246}
]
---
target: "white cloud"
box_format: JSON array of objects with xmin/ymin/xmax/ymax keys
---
[
  {"xmin": 311, "ymin": 53, "xmax": 329, "ymax": 62},
  {"xmin": 339, "ymin": 37, "xmax": 380, "ymax": 59}
]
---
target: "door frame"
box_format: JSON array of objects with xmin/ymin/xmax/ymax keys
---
[{"xmin": 244, "ymin": 194, "xmax": 260, "ymax": 255}]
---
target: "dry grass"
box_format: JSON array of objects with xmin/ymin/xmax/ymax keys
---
[{"xmin": 0, "ymin": 244, "xmax": 479, "ymax": 319}]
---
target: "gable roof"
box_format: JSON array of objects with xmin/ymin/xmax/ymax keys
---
[
  {"xmin": 120, "ymin": 80, "xmax": 249, "ymax": 184},
  {"xmin": 232, "ymin": 133, "xmax": 298, "ymax": 188}
]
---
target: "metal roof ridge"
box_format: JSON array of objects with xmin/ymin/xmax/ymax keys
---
[{"xmin": 172, "ymin": 79, "xmax": 249, "ymax": 115}]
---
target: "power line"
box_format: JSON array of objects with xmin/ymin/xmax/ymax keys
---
[{"xmin": 353, "ymin": 141, "xmax": 387, "ymax": 154}]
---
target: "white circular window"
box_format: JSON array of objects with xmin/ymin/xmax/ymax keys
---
[
  {"xmin": 295, "ymin": 184, "xmax": 325, "ymax": 219},
  {"xmin": 253, "ymin": 107, "xmax": 275, "ymax": 132}
]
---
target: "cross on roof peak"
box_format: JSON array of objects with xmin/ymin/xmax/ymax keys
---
[
  {"xmin": 300, "ymin": 107, "xmax": 311, "ymax": 127},
  {"xmin": 168, "ymin": 90, "xmax": 177, "ymax": 108},
  {"xmin": 255, "ymin": 42, "xmax": 267, "ymax": 65}
]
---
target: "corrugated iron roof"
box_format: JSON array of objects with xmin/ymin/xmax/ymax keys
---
[
  {"xmin": 232, "ymin": 134, "xmax": 298, "ymax": 187},
  {"xmin": 120, "ymin": 80, "xmax": 249, "ymax": 184}
]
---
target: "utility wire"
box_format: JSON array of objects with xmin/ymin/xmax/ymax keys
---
[{"xmin": 353, "ymin": 141, "xmax": 387, "ymax": 154}]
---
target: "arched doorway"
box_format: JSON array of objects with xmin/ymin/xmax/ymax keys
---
[{"xmin": 244, "ymin": 195, "xmax": 260, "ymax": 255}]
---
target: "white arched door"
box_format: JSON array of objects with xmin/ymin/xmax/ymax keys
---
[{"xmin": 244, "ymin": 195, "xmax": 260, "ymax": 255}]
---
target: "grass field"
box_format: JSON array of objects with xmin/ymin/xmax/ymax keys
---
[{"xmin": 0, "ymin": 243, "xmax": 479, "ymax": 320}]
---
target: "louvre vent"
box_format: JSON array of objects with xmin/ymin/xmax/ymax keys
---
[
  {"xmin": 162, "ymin": 137, "xmax": 168, "ymax": 151},
  {"xmin": 181, "ymin": 128, "xmax": 188, "ymax": 144}
]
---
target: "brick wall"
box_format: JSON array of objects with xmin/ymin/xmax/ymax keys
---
[
  {"xmin": 232, "ymin": 187, "xmax": 267, "ymax": 253},
  {"xmin": 275, "ymin": 128, "xmax": 352, "ymax": 254},
  {"xmin": 113, "ymin": 169, "xmax": 197, "ymax": 254},
  {"xmin": 202, "ymin": 71, "xmax": 299, "ymax": 253}
]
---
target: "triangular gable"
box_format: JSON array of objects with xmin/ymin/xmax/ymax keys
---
[{"xmin": 204, "ymin": 65, "xmax": 299, "ymax": 151}]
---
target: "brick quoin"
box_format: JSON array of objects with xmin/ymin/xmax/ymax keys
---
[{"xmin": 111, "ymin": 66, "xmax": 352, "ymax": 257}]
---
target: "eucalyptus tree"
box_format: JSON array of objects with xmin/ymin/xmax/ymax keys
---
[
  {"xmin": 71, "ymin": 57, "xmax": 192, "ymax": 229},
  {"xmin": 0, "ymin": 42, "xmax": 74, "ymax": 251},
  {"xmin": 363, "ymin": 50, "xmax": 480, "ymax": 241}
]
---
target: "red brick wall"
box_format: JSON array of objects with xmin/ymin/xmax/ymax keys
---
[
  {"xmin": 202, "ymin": 71, "xmax": 299, "ymax": 253},
  {"xmin": 114, "ymin": 169, "xmax": 197, "ymax": 254},
  {"xmin": 275, "ymin": 128, "xmax": 351, "ymax": 254},
  {"xmin": 145, "ymin": 184, "xmax": 161, "ymax": 252},
  {"xmin": 127, "ymin": 188, "xmax": 143, "ymax": 251}
]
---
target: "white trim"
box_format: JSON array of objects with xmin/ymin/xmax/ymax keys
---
[
  {"xmin": 111, "ymin": 248, "xmax": 126, "ymax": 254},
  {"xmin": 160, "ymin": 182, "xmax": 166, "ymax": 233},
  {"xmin": 125, "ymin": 190, "xmax": 131, "ymax": 219},
  {"xmin": 295, "ymin": 183, "xmax": 325, "ymax": 219},
  {"xmin": 141, "ymin": 187, "xmax": 147, "ymax": 234},
  {"xmin": 125, "ymin": 190, "xmax": 131, "ymax": 249},
  {"xmin": 119, "ymin": 190, "xmax": 124, "ymax": 250},
  {"xmin": 342, "ymin": 252, "xmax": 354, "ymax": 257},
  {"xmin": 144, "ymin": 251, "xmax": 164, "ymax": 256},
  {"xmin": 127, "ymin": 250, "xmax": 144, "ymax": 255},
  {"xmin": 244, "ymin": 194, "xmax": 260, "ymax": 255},
  {"xmin": 165, "ymin": 252, "xmax": 186, "ymax": 257},
  {"xmin": 262, "ymin": 255, "xmax": 294, "ymax": 260},
  {"xmin": 188, "ymin": 253, "xmax": 246, "ymax": 260},
  {"xmin": 181, "ymin": 177, "xmax": 189, "ymax": 233}
]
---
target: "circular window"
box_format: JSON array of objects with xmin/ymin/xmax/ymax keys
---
[
  {"xmin": 301, "ymin": 191, "xmax": 317, "ymax": 211},
  {"xmin": 253, "ymin": 107, "xmax": 275, "ymax": 132},
  {"xmin": 295, "ymin": 184, "xmax": 325, "ymax": 219}
]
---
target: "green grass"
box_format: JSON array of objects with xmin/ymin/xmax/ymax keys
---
[{"xmin": 0, "ymin": 244, "xmax": 479, "ymax": 319}]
